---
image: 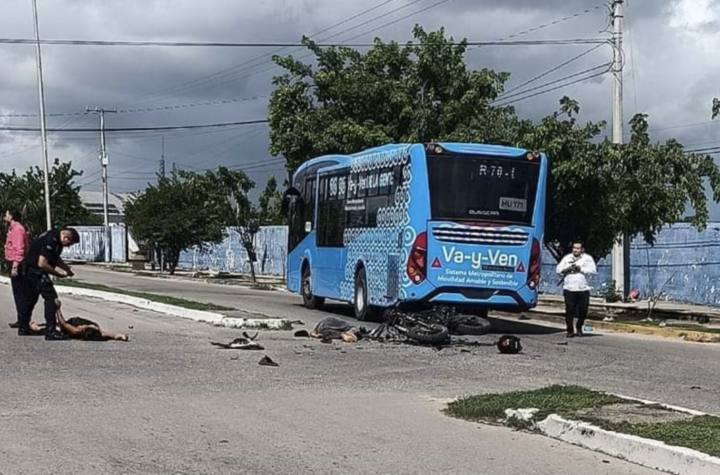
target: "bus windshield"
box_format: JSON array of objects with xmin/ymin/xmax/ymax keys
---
[{"xmin": 427, "ymin": 154, "xmax": 540, "ymax": 225}]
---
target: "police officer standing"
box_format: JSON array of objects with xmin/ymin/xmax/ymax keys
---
[{"xmin": 17, "ymin": 227, "xmax": 80, "ymax": 340}]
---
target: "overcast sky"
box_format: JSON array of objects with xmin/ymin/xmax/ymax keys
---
[{"xmin": 1, "ymin": 0, "xmax": 718, "ymax": 209}]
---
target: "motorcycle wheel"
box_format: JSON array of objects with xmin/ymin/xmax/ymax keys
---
[
  {"xmin": 405, "ymin": 324, "xmax": 450, "ymax": 344},
  {"xmin": 452, "ymin": 315, "xmax": 492, "ymax": 335}
]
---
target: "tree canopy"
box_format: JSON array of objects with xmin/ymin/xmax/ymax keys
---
[
  {"xmin": 269, "ymin": 26, "xmax": 720, "ymax": 261},
  {"xmin": 0, "ymin": 159, "xmax": 99, "ymax": 273},
  {"xmin": 124, "ymin": 167, "xmax": 261, "ymax": 275}
]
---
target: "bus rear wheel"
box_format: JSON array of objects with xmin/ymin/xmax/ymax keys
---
[
  {"xmin": 354, "ymin": 267, "xmax": 380, "ymax": 322},
  {"xmin": 302, "ymin": 265, "xmax": 324, "ymax": 310}
]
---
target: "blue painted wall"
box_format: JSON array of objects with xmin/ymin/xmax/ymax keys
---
[
  {"xmin": 178, "ymin": 227, "xmax": 288, "ymax": 278},
  {"xmin": 62, "ymin": 225, "xmax": 127, "ymax": 263},
  {"xmin": 540, "ymin": 222, "xmax": 720, "ymax": 306},
  {"xmin": 170, "ymin": 222, "xmax": 720, "ymax": 307}
]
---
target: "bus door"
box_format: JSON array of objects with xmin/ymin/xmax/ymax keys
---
[{"xmin": 314, "ymin": 172, "xmax": 348, "ymax": 299}]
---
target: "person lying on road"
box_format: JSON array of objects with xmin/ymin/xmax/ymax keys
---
[{"xmin": 28, "ymin": 301, "xmax": 129, "ymax": 342}]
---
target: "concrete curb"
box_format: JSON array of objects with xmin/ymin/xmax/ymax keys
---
[
  {"xmin": 537, "ymin": 414, "xmax": 720, "ymax": 475},
  {"xmin": 216, "ymin": 317, "xmax": 292, "ymax": 331},
  {"xmin": 0, "ymin": 276, "xmax": 291, "ymax": 330},
  {"xmin": 506, "ymin": 311, "xmax": 720, "ymax": 343}
]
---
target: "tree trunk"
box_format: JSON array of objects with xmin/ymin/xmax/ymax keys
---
[
  {"xmin": 168, "ymin": 248, "xmax": 180, "ymax": 275},
  {"xmin": 248, "ymin": 259, "xmax": 257, "ymax": 283}
]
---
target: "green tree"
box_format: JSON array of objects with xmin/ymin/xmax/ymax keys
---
[
  {"xmin": 713, "ymin": 98, "xmax": 719, "ymax": 119},
  {"xmin": 522, "ymin": 100, "xmax": 720, "ymax": 260},
  {"xmin": 269, "ymin": 27, "xmax": 720, "ymax": 262},
  {"xmin": 203, "ymin": 167, "xmax": 262, "ymax": 281},
  {"xmin": 124, "ymin": 170, "xmax": 229, "ymax": 274},
  {"xmin": 0, "ymin": 159, "xmax": 99, "ymax": 273},
  {"xmin": 269, "ymin": 26, "xmax": 517, "ymax": 172},
  {"xmin": 258, "ymin": 176, "xmax": 284, "ymax": 226},
  {"xmin": 517, "ymin": 97, "xmax": 619, "ymax": 261}
]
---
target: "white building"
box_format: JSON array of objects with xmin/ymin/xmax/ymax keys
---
[{"xmin": 79, "ymin": 191, "xmax": 134, "ymax": 224}]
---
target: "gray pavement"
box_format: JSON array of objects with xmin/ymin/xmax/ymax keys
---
[
  {"xmin": 74, "ymin": 266, "xmax": 720, "ymax": 414},
  {"xmin": 0, "ymin": 283, "xmax": 669, "ymax": 475}
]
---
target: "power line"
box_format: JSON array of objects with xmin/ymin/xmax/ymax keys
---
[
  {"xmin": 494, "ymin": 69, "xmax": 610, "ymax": 107},
  {"xmin": 0, "ymin": 95, "xmax": 269, "ymax": 118},
  {"xmin": 494, "ymin": 63, "xmax": 611, "ymax": 104},
  {"xmin": 0, "ymin": 37, "xmax": 608, "ymax": 48},
  {"xmin": 468, "ymin": 3, "xmax": 608, "ymax": 54},
  {"xmin": 500, "ymin": 43, "xmax": 605, "ymax": 97},
  {"xmin": 685, "ymin": 146, "xmax": 720, "ymax": 154},
  {"xmin": 124, "ymin": 0, "xmax": 404, "ymax": 106},
  {"xmin": 155, "ymin": 0, "xmax": 461, "ymax": 102},
  {"xmin": 127, "ymin": 1, "xmax": 605, "ymax": 105},
  {"xmin": 317, "ymin": 0, "xmax": 431, "ymax": 44},
  {"xmin": 0, "ymin": 118, "xmax": 268, "ymax": 133}
]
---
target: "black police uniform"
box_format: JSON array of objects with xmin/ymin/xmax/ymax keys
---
[{"xmin": 18, "ymin": 229, "xmax": 64, "ymax": 336}]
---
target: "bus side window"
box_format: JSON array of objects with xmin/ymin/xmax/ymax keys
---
[
  {"xmin": 304, "ymin": 178, "xmax": 316, "ymax": 232},
  {"xmin": 317, "ymin": 173, "xmax": 347, "ymax": 247},
  {"xmin": 287, "ymin": 195, "xmax": 306, "ymax": 253}
]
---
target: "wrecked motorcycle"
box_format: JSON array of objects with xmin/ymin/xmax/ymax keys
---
[
  {"xmin": 370, "ymin": 307, "xmax": 450, "ymax": 344},
  {"xmin": 369, "ymin": 305, "xmax": 491, "ymax": 345}
]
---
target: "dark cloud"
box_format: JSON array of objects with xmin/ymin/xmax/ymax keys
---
[{"xmin": 1, "ymin": 0, "xmax": 719, "ymax": 215}]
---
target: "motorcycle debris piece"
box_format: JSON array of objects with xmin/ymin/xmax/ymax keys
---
[
  {"xmin": 258, "ymin": 355, "xmax": 279, "ymax": 367},
  {"xmin": 211, "ymin": 332, "xmax": 264, "ymax": 350}
]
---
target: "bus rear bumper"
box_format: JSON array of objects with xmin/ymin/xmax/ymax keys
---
[{"xmin": 421, "ymin": 286, "xmax": 538, "ymax": 312}]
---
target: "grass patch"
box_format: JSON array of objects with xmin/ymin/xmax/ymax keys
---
[
  {"xmin": 448, "ymin": 385, "xmax": 720, "ymax": 457},
  {"xmin": 447, "ymin": 385, "xmax": 624, "ymax": 423},
  {"xmin": 589, "ymin": 415, "xmax": 720, "ymax": 458},
  {"xmin": 56, "ymin": 279, "xmax": 235, "ymax": 312}
]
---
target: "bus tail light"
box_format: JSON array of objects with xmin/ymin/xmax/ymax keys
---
[
  {"xmin": 528, "ymin": 238, "xmax": 542, "ymax": 289},
  {"xmin": 407, "ymin": 232, "xmax": 428, "ymax": 284}
]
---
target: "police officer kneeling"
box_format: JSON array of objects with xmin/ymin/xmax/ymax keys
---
[{"xmin": 17, "ymin": 227, "xmax": 80, "ymax": 340}]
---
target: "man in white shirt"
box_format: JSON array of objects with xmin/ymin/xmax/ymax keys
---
[{"xmin": 556, "ymin": 241, "xmax": 597, "ymax": 338}]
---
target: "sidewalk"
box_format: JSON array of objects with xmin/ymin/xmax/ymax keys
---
[
  {"xmin": 80, "ymin": 261, "xmax": 286, "ymax": 289},
  {"xmin": 539, "ymin": 293, "xmax": 720, "ymax": 322},
  {"xmin": 529, "ymin": 294, "xmax": 720, "ymax": 343}
]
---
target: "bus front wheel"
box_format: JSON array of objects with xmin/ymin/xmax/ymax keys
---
[
  {"xmin": 354, "ymin": 267, "xmax": 380, "ymax": 322},
  {"xmin": 302, "ymin": 265, "xmax": 324, "ymax": 310}
]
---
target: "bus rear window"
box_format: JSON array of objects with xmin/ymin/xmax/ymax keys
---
[{"xmin": 427, "ymin": 154, "xmax": 540, "ymax": 225}]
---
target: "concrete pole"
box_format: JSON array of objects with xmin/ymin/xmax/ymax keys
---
[
  {"xmin": 610, "ymin": 0, "xmax": 630, "ymax": 298},
  {"xmin": 31, "ymin": 0, "xmax": 52, "ymax": 230}
]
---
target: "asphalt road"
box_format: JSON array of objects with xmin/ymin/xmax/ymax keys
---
[
  {"xmin": 0, "ymin": 279, "xmax": 666, "ymax": 475},
  {"xmin": 77, "ymin": 266, "xmax": 720, "ymax": 413}
]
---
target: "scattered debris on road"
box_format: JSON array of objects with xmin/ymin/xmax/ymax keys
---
[
  {"xmin": 497, "ymin": 335, "xmax": 523, "ymax": 354},
  {"xmin": 210, "ymin": 331, "xmax": 264, "ymax": 350},
  {"xmin": 258, "ymin": 355, "xmax": 279, "ymax": 367}
]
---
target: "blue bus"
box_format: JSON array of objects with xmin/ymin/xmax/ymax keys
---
[{"xmin": 283, "ymin": 142, "xmax": 548, "ymax": 321}]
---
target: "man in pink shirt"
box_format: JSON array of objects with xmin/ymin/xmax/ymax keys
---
[{"xmin": 4, "ymin": 210, "xmax": 29, "ymax": 329}]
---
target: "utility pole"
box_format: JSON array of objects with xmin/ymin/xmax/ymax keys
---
[
  {"xmin": 610, "ymin": 0, "xmax": 630, "ymax": 298},
  {"xmin": 31, "ymin": 0, "xmax": 52, "ymax": 230},
  {"xmin": 159, "ymin": 136, "xmax": 166, "ymax": 179},
  {"xmin": 86, "ymin": 107, "xmax": 117, "ymax": 262}
]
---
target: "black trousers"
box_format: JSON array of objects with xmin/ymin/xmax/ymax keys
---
[
  {"xmin": 563, "ymin": 290, "xmax": 590, "ymax": 334},
  {"xmin": 18, "ymin": 273, "xmax": 58, "ymax": 333},
  {"xmin": 10, "ymin": 275, "xmax": 23, "ymax": 322}
]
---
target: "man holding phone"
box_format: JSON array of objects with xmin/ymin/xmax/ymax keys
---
[{"xmin": 557, "ymin": 241, "xmax": 597, "ymax": 338}]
